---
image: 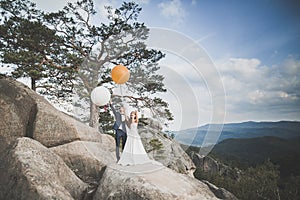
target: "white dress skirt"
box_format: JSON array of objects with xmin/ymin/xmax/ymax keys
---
[{"xmin": 118, "ymin": 123, "xmax": 152, "ymax": 166}]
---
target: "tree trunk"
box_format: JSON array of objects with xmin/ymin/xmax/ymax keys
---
[
  {"xmin": 31, "ymin": 77, "xmax": 36, "ymax": 91},
  {"xmin": 89, "ymin": 100, "xmax": 99, "ymax": 128}
]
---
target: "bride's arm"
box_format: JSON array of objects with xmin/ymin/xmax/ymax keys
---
[
  {"xmin": 125, "ymin": 117, "xmax": 131, "ymax": 128},
  {"xmin": 123, "ymin": 102, "xmax": 131, "ymax": 128}
]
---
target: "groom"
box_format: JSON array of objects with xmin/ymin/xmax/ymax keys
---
[{"xmin": 110, "ymin": 101, "xmax": 127, "ymax": 161}]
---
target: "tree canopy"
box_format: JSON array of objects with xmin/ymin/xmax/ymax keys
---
[
  {"xmin": 0, "ymin": 0, "xmax": 173, "ymax": 128},
  {"xmin": 0, "ymin": 0, "xmax": 76, "ymax": 100}
]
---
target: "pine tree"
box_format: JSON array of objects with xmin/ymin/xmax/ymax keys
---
[
  {"xmin": 0, "ymin": 0, "xmax": 76, "ymax": 101},
  {"xmin": 43, "ymin": 0, "xmax": 173, "ymax": 127},
  {"xmin": 0, "ymin": 0, "xmax": 173, "ymax": 128}
]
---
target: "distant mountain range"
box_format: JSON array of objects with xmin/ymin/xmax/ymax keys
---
[
  {"xmin": 174, "ymin": 121, "xmax": 300, "ymax": 147},
  {"xmin": 181, "ymin": 121, "xmax": 300, "ymax": 198},
  {"xmin": 210, "ymin": 136, "xmax": 300, "ymax": 176}
]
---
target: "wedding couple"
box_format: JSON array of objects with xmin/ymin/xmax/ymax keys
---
[{"xmin": 110, "ymin": 101, "xmax": 153, "ymax": 166}]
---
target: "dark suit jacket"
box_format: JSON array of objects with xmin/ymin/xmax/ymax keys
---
[{"xmin": 110, "ymin": 103, "xmax": 127, "ymax": 133}]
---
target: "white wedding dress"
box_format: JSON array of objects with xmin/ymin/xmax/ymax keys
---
[{"xmin": 118, "ymin": 123, "xmax": 152, "ymax": 166}]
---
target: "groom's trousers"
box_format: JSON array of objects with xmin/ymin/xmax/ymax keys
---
[{"xmin": 115, "ymin": 129, "xmax": 127, "ymax": 161}]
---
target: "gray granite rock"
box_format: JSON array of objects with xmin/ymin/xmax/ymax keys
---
[
  {"xmin": 94, "ymin": 163, "xmax": 220, "ymax": 200},
  {"xmin": 139, "ymin": 118, "xmax": 196, "ymax": 176},
  {"xmin": 0, "ymin": 78, "xmax": 235, "ymax": 200},
  {"xmin": 0, "ymin": 78, "xmax": 36, "ymax": 154},
  {"xmin": 0, "ymin": 137, "xmax": 87, "ymax": 200},
  {"xmin": 50, "ymin": 140, "xmax": 115, "ymax": 183}
]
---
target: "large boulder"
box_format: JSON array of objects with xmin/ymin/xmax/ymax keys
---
[
  {"xmin": 203, "ymin": 180, "xmax": 238, "ymax": 200},
  {"xmin": 0, "ymin": 78, "xmax": 37, "ymax": 154},
  {"xmin": 139, "ymin": 118, "xmax": 196, "ymax": 176},
  {"xmin": 0, "ymin": 137, "xmax": 87, "ymax": 200},
  {"xmin": 0, "ymin": 77, "xmax": 107, "ymax": 199},
  {"xmin": 94, "ymin": 163, "xmax": 219, "ymax": 200},
  {"xmin": 190, "ymin": 152, "xmax": 219, "ymax": 174},
  {"xmin": 33, "ymin": 96, "xmax": 103, "ymax": 147},
  {"xmin": 50, "ymin": 139, "xmax": 115, "ymax": 183},
  {"xmin": 190, "ymin": 152, "xmax": 241, "ymax": 180},
  {"xmin": 0, "ymin": 77, "xmax": 103, "ymax": 148},
  {"xmin": 50, "ymin": 139, "xmax": 116, "ymax": 197}
]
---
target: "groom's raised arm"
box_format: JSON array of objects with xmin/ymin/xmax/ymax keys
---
[
  {"xmin": 123, "ymin": 102, "xmax": 130, "ymax": 117},
  {"xmin": 110, "ymin": 101, "xmax": 117, "ymax": 117}
]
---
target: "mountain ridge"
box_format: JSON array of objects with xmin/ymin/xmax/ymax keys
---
[
  {"xmin": 174, "ymin": 120, "xmax": 300, "ymax": 147},
  {"xmin": 181, "ymin": 120, "xmax": 300, "ymax": 131}
]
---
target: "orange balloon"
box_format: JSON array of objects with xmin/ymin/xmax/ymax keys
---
[{"xmin": 111, "ymin": 65, "xmax": 130, "ymax": 84}]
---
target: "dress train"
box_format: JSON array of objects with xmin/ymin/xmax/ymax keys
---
[{"xmin": 118, "ymin": 123, "xmax": 157, "ymax": 166}]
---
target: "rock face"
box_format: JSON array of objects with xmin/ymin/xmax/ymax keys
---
[
  {"xmin": 0, "ymin": 78, "xmax": 36, "ymax": 154},
  {"xmin": 139, "ymin": 118, "xmax": 196, "ymax": 176},
  {"xmin": 190, "ymin": 151, "xmax": 241, "ymax": 180},
  {"xmin": 0, "ymin": 137, "xmax": 87, "ymax": 200},
  {"xmin": 33, "ymin": 92, "xmax": 103, "ymax": 148},
  {"xmin": 203, "ymin": 180, "xmax": 238, "ymax": 200},
  {"xmin": 94, "ymin": 164, "xmax": 219, "ymax": 200},
  {"xmin": 0, "ymin": 77, "xmax": 235, "ymax": 200},
  {"xmin": 50, "ymin": 140, "xmax": 115, "ymax": 183}
]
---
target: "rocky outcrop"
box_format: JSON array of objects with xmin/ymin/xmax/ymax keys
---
[
  {"xmin": 0, "ymin": 77, "xmax": 102, "ymax": 149},
  {"xmin": 203, "ymin": 180, "xmax": 238, "ymax": 200},
  {"xmin": 0, "ymin": 78, "xmax": 37, "ymax": 154},
  {"xmin": 33, "ymin": 93, "xmax": 103, "ymax": 147},
  {"xmin": 0, "ymin": 137, "xmax": 87, "ymax": 200},
  {"xmin": 50, "ymin": 140, "xmax": 115, "ymax": 184},
  {"xmin": 139, "ymin": 118, "xmax": 196, "ymax": 176},
  {"xmin": 0, "ymin": 78, "xmax": 115, "ymax": 199},
  {"xmin": 94, "ymin": 164, "xmax": 219, "ymax": 200},
  {"xmin": 0, "ymin": 77, "xmax": 235, "ymax": 199},
  {"xmin": 190, "ymin": 151, "xmax": 241, "ymax": 180}
]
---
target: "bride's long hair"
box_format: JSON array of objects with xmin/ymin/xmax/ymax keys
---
[{"xmin": 130, "ymin": 111, "xmax": 138, "ymax": 124}]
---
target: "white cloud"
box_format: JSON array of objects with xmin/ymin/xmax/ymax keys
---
[
  {"xmin": 145, "ymin": 28, "xmax": 226, "ymax": 130},
  {"xmin": 32, "ymin": 0, "xmax": 113, "ymax": 25},
  {"xmin": 217, "ymin": 57, "xmax": 300, "ymax": 122},
  {"xmin": 191, "ymin": 0, "xmax": 197, "ymax": 6},
  {"xmin": 93, "ymin": 0, "xmax": 148, "ymax": 25},
  {"xmin": 158, "ymin": 0, "xmax": 186, "ymax": 24},
  {"xmin": 134, "ymin": 0, "xmax": 150, "ymax": 5},
  {"xmin": 32, "ymin": 0, "xmax": 77, "ymax": 12},
  {"xmin": 94, "ymin": 0, "xmax": 118, "ymax": 21},
  {"xmin": 221, "ymin": 58, "xmax": 263, "ymax": 78}
]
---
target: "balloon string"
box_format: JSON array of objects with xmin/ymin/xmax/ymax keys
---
[
  {"xmin": 120, "ymin": 84, "xmax": 122, "ymax": 98},
  {"xmin": 119, "ymin": 84, "xmax": 123, "ymax": 101}
]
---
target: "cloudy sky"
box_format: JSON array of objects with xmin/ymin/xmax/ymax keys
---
[{"xmin": 24, "ymin": 0, "xmax": 300, "ymax": 130}]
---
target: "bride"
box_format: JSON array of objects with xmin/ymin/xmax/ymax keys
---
[{"xmin": 117, "ymin": 109, "xmax": 152, "ymax": 166}]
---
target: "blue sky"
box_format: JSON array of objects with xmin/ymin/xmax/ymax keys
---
[
  {"xmin": 138, "ymin": 0, "xmax": 300, "ymax": 65},
  {"xmin": 27, "ymin": 0, "xmax": 300, "ymax": 130},
  {"xmin": 32, "ymin": 0, "xmax": 300, "ymax": 64}
]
